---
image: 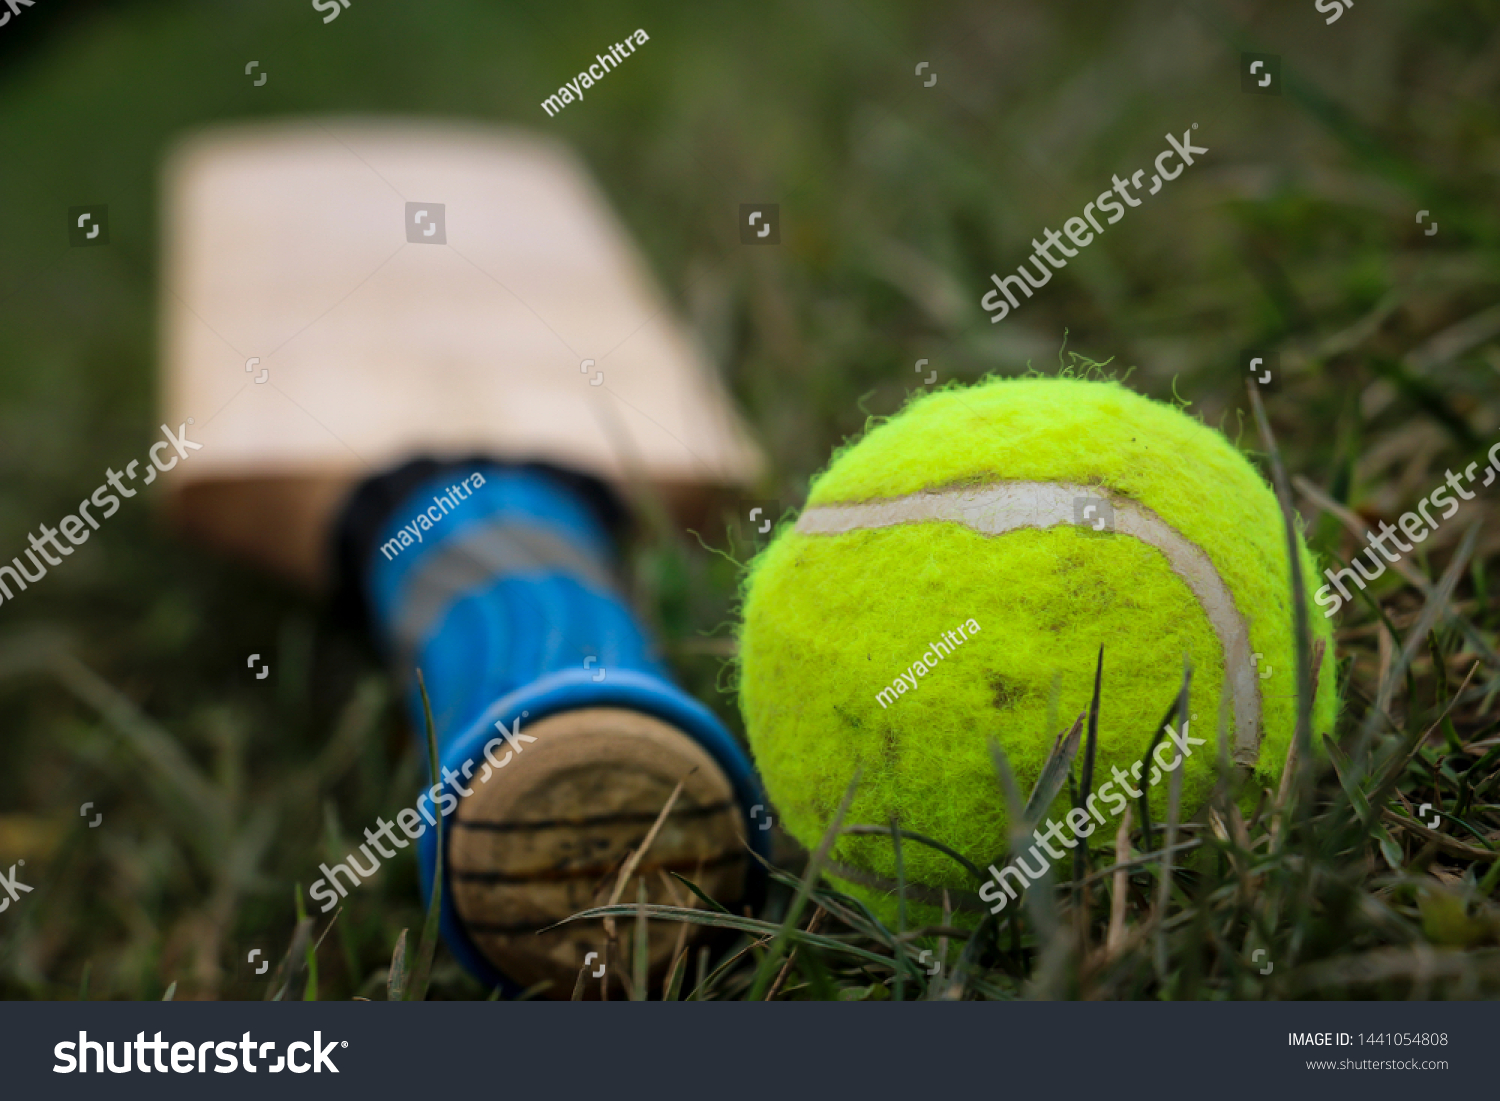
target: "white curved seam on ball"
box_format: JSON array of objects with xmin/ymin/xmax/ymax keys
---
[{"xmin": 795, "ymin": 483, "xmax": 1262, "ymax": 766}]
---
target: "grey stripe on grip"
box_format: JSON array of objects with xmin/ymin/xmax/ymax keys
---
[{"xmin": 392, "ymin": 522, "xmax": 617, "ymax": 673}]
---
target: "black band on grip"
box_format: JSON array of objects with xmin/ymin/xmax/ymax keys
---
[{"xmin": 329, "ymin": 456, "xmax": 629, "ymax": 636}]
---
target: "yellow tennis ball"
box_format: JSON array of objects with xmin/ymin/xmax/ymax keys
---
[{"xmin": 737, "ymin": 376, "xmax": 1336, "ymax": 923}]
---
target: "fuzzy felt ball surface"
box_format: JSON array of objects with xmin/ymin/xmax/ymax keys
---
[{"xmin": 736, "ymin": 376, "xmax": 1338, "ymax": 921}]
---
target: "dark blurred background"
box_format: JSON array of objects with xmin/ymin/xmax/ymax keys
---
[{"xmin": 2, "ymin": 0, "xmax": 1498, "ymax": 998}]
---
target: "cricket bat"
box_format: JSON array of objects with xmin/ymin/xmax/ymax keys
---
[{"xmin": 159, "ymin": 119, "xmax": 763, "ymax": 589}]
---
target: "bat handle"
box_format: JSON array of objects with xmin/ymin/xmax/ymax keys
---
[{"xmin": 353, "ymin": 458, "xmax": 765, "ymax": 847}]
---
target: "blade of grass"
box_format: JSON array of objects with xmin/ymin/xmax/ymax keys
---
[
  {"xmin": 406, "ymin": 669, "xmax": 444, "ymax": 1001},
  {"xmin": 604, "ymin": 770, "xmax": 693, "ymax": 953},
  {"xmin": 1380, "ymin": 808, "xmax": 1498, "ymax": 860},
  {"xmin": 44, "ymin": 649, "xmax": 224, "ymax": 829},
  {"xmin": 937, "ymin": 911, "xmax": 998, "ymax": 1000},
  {"xmin": 1075, "ymin": 646, "xmax": 1104, "ymax": 889},
  {"xmin": 267, "ymin": 918, "xmax": 314, "ymax": 1002},
  {"xmin": 632, "ymin": 879, "xmax": 649, "ymax": 1001},
  {"xmin": 692, "ymin": 946, "xmax": 710, "ymax": 1001},
  {"xmin": 387, "ymin": 929, "xmax": 409, "ymax": 1001},
  {"xmin": 891, "ymin": 816, "xmax": 907, "ymax": 1001},
  {"xmin": 1248, "ymin": 382, "xmax": 1314, "ymax": 827},
  {"xmin": 663, "ymin": 947, "xmax": 688, "ymax": 1001},
  {"xmin": 973, "ymin": 712, "xmax": 1084, "ymax": 960},
  {"xmin": 1367, "ymin": 662, "xmax": 1481, "ymax": 820},
  {"xmin": 1270, "ymin": 638, "xmax": 1325, "ymax": 851},
  {"xmin": 690, "ymin": 934, "xmax": 773, "ymax": 1001},
  {"xmin": 659, "ymin": 867, "xmax": 694, "ymax": 1001},
  {"xmin": 294, "ymin": 883, "xmax": 318, "ymax": 1002},
  {"xmin": 748, "ymin": 770, "xmax": 862, "ymax": 1000},
  {"xmin": 668, "ymin": 870, "xmax": 732, "ymax": 915},
  {"xmin": 839, "ymin": 825, "xmax": 983, "ymax": 881},
  {"xmin": 1360, "ymin": 523, "xmax": 1481, "ymax": 757},
  {"xmin": 1137, "ymin": 675, "xmax": 1188, "ymax": 855},
  {"xmin": 1082, "ymin": 836, "xmax": 1202, "ymax": 889},
  {"xmin": 305, "ymin": 906, "xmax": 343, "ymax": 1003},
  {"xmin": 1024, "ymin": 713, "xmax": 1086, "ymax": 826},
  {"xmin": 766, "ymin": 907, "xmax": 825, "ymax": 1001},
  {"xmin": 1324, "ymin": 734, "xmax": 1374, "ymax": 824},
  {"xmin": 1154, "ymin": 666, "xmax": 1189, "ymax": 981},
  {"xmin": 988, "ymin": 738, "xmax": 1058, "ymax": 943},
  {"xmin": 556, "ymin": 902, "xmax": 898, "ymax": 970},
  {"xmin": 935, "ymin": 888, "xmax": 952, "ymax": 996},
  {"xmin": 1295, "ymin": 474, "xmax": 1500, "ymax": 670},
  {"xmin": 747, "ymin": 849, "xmax": 948, "ymax": 960},
  {"xmin": 622, "ymin": 774, "xmax": 692, "ymax": 891},
  {"xmin": 1106, "ymin": 802, "xmax": 1132, "ymax": 959},
  {"xmin": 1478, "ymin": 849, "xmax": 1500, "ymax": 897}
]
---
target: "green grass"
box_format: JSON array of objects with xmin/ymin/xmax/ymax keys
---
[{"xmin": 2, "ymin": 0, "xmax": 1500, "ymax": 998}]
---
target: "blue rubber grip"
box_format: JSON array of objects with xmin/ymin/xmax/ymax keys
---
[{"xmin": 361, "ymin": 465, "xmax": 766, "ymax": 991}]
